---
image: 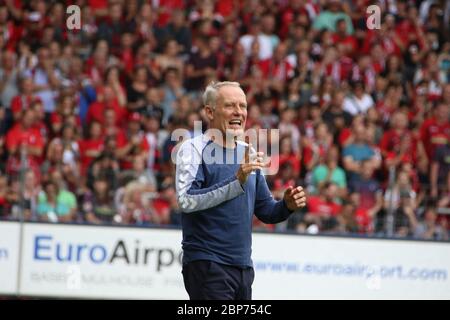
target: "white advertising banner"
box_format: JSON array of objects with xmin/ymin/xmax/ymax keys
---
[
  {"xmin": 252, "ymin": 233, "xmax": 450, "ymax": 300},
  {"xmin": 0, "ymin": 221, "xmax": 20, "ymax": 295},
  {"xmin": 19, "ymin": 223, "xmax": 187, "ymax": 299},
  {"xmin": 6, "ymin": 222, "xmax": 450, "ymax": 299}
]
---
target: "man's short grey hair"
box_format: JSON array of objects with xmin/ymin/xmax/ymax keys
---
[{"xmin": 203, "ymin": 81, "xmax": 241, "ymax": 109}]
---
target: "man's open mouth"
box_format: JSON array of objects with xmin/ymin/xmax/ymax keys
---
[{"xmin": 229, "ymin": 120, "xmax": 242, "ymax": 127}]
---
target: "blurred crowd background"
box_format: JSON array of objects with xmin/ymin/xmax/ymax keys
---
[{"xmin": 0, "ymin": 0, "xmax": 449, "ymax": 240}]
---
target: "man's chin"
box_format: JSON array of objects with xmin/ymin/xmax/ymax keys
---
[{"xmin": 225, "ymin": 128, "xmax": 244, "ymax": 139}]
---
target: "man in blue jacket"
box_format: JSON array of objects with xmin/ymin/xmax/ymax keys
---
[{"xmin": 175, "ymin": 81, "xmax": 306, "ymax": 300}]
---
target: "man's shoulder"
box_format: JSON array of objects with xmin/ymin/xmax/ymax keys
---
[{"xmin": 176, "ymin": 134, "xmax": 209, "ymax": 164}]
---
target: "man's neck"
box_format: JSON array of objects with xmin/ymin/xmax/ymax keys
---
[{"xmin": 206, "ymin": 131, "xmax": 238, "ymax": 149}]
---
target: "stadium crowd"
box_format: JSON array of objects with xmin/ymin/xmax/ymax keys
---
[{"xmin": 0, "ymin": 0, "xmax": 449, "ymax": 240}]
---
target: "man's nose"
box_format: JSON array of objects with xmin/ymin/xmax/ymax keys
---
[{"xmin": 233, "ymin": 105, "xmax": 244, "ymax": 116}]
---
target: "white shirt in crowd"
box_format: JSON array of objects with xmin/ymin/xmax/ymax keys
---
[{"xmin": 343, "ymin": 94, "xmax": 374, "ymax": 116}]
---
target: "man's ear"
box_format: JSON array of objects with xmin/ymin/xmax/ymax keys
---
[{"xmin": 204, "ymin": 105, "xmax": 214, "ymax": 122}]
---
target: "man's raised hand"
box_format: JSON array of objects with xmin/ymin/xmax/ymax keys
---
[
  {"xmin": 236, "ymin": 140, "xmax": 270, "ymax": 186},
  {"xmin": 283, "ymin": 186, "xmax": 307, "ymax": 211}
]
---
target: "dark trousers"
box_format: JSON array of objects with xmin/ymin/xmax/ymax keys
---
[{"xmin": 182, "ymin": 260, "xmax": 255, "ymax": 300}]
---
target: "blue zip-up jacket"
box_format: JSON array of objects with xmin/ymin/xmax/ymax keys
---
[{"xmin": 175, "ymin": 134, "xmax": 293, "ymax": 268}]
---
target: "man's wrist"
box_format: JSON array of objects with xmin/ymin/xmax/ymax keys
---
[{"xmin": 283, "ymin": 199, "xmax": 294, "ymax": 213}]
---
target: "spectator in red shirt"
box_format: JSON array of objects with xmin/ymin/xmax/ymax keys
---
[
  {"xmin": 419, "ymin": 102, "xmax": 450, "ymax": 162},
  {"xmin": 104, "ymin": 66, "xmax": 127, "ymax": 107},
  {"xmin": 362, "ymin": 13, "xmax": 404, "ymax": 57},
  {"xmin": 265, "ymin": 43, "xmax": 294, "ymax": 94},
  {"xmin": 332, "ymin": 18, "xmax": 358, "ymax": 57},
  {"xmin": 302, "ymin": 182, "xmax": 342, "ymax": 233},
  {"xmin": 6, "ymin": 108, "xmax": 44, "ymax": 163},
  {"xmin": 116, "ymin": 112, "xmax": 150, "ymax": 170},
  {"xmin": 380, "ymin": 111, "xmax": 418, "ymax": 169},
  {"xmin": 10, "ymin": 76, "xmax": 40, "ymax": 122},
  {"xmin": 272, "ymin": 161, "xmax": 298, "ymax": 201},
  {"xmin": 349, "ymin": 191, "xmax": 381, "ymax": 235},
  {"xmin": 78, "ymin": 120, "xmax": 104, "ymax": 177},
  {"xmin": 87, "ymin": 85, "xmax": 127, "ymax": 127}
]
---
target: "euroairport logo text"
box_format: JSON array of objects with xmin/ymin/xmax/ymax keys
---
[{"xmin": 33, "ymin": 235, "xmax": 182, "ymax": 271}]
